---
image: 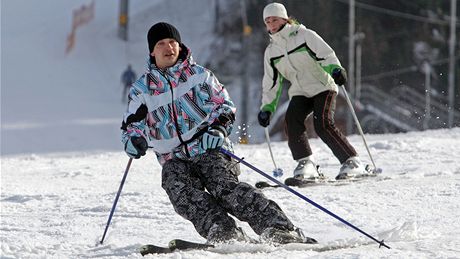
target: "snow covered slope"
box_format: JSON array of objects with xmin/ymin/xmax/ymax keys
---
[{"xmin": 2, "ymin": 129, "xmax": 460, "ymax": 258}]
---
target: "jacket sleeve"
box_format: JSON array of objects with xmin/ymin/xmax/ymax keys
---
[
  {"xmin": 261, "ymin": 48, "xmax": 284, "ymax": 113},
  {"xmin": 304, "ymin": 29, "xmax": 343, "ymax": 75},
  {"xmin": 203, "ymin": 71, "xmax": 236, "ymax": 135},
  {"xmin": 120, "ymin": 75, "xmax": 149, "ymax": 144}
]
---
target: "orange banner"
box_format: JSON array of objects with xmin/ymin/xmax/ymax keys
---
[{"xmin": 66, "ymin": 1, "xmax": 95, "ymax": 54}]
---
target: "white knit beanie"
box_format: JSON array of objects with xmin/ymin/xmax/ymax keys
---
[{"xmin": 263, "ymin": 2, "xmax": 288, "ymax": 21}]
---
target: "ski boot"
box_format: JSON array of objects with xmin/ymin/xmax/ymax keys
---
[
  {"xmin": 293, "ymin": 156, "xmax": 321, "ymax": 180},
  {"xmin": 336, "ymin": 156, "xmax": 366, "ymax": 180},
  {"xmin": 260, "ymin": 227, "xmax": 317, "ymax": 244}
]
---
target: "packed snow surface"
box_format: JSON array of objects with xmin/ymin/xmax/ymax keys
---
[{"xmin": 2, "ymin": 129, "xmax": 460, "ymax": 258}]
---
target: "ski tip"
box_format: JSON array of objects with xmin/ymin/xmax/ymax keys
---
[
  {"xmin": 139, "ymin": 244, "xmax": 171, "ymax": 255},
  {"xmin": 139, "ymin": 245, "xmax": 149, "ymax": 256},
  {"xmin": 255, "ymin": 181, "xmax": 272, "ymax": 189}
]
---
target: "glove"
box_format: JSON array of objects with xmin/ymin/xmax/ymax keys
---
[
  {"xmin": 124, "ymin": 136, "xmax": 148, "ymax": 159},
  {"xmin": 332, "ymin": 67, "xmax": 347, "ymax": 85},
  {"xmin": 201, "ymin": 128, "xmax": 226, "ymax": 150},
  {"xmin": 258, "ymin": 111, "xmax": 271, "ymax": 127}
]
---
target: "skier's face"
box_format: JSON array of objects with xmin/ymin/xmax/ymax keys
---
[
  {"xmin": 264, "ymin": 16, "xmax": 287, "ymax": 34},
  {"xmin": 151, "ymin": 38, "xmax": 181, "ymax": 70}
]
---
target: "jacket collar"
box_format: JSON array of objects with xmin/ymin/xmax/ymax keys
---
[
  {"xmin": 269, "ymin": 23, "xmax": 301, "ymax": 43},
  {"xmin": 147, "ymin": 43, "xmax": 194, "ymax": 79}
]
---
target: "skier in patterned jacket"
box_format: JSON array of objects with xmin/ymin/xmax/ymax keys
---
[
  {"xmin": 121, "ymin": 22, "xmax": 316, "ymax": 245},
  {"xmin": 258, "ymin": 3, "xmax": 367, "ymax": 180}
]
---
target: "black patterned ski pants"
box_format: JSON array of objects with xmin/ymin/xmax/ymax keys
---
[{"xmin": 161, "ymin": 149, "xmax": 294, "ymax": 239}]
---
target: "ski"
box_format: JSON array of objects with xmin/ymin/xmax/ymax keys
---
[
  {"xmin": 256, "ymin": 165, "xmax": 383, "ymax": 189},
  {"xmin": 140, "ymin": 239, "xmax": 376, "ymax": 255},
  {"xmin": 140, "ymin": 239, "xmax": 214, "ymax": 256},
  {"xmin": 256, "ymin": 176, "xmax": 337, "ymax": 189},
  {"xmin": 139, "ymin": 244, "xmax": 171, "ymax": 255}
]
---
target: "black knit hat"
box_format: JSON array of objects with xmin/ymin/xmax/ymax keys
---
[{"xmin": 147, "ymin": 22, "xmax": 181, "ymax": 53}]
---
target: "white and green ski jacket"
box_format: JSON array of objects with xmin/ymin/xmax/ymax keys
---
[{"xmin": 261, "ymin": 23, "xmax": 343, "ymax": 113}]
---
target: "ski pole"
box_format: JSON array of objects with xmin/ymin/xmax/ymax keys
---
[
  {"xmin": 220, "ymin": 148, "xmax": 390, "ymax": 249},
  {"xmin": 264, "ymin": 128, "xmax": 283, "ymax": 177},
  {"xmin": 99, "ymin": 157, "xmax": 133, "ymax": 245},
  {"xmin": 341, "ymin": 85, "xmax": 382, "ymax": 173}
]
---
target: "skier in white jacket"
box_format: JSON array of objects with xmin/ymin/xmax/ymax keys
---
[{"xmin": 258, "ymin": 3, "xmax": 366, "ymax": 180}]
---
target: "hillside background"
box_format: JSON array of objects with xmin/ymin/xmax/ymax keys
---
[
  {"xmin": 2, "ymin": 0, "xmax": 459, "ymax": 154},
  {"xmin": 208, "ymin": 0, "xmax": 460, "ymax": 138}
]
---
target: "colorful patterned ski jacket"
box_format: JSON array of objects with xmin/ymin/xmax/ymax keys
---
[
  {"xmin": 261, "ymin": 23, "xmax": 343, "ymax": 113},
  {"xmin": 121, "ymin": 44, "xmax": 236, "ymax": 165}
]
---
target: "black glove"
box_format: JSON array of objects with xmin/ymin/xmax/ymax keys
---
[
  {"xmin": 332, "ymin": 67, "xmax": 347, "ymax": 85},
  {"xmin": 124, "ymin": 136, "xmax": 148, "ymax": 159},
  {"xmin": 258, "ymin": 111, "xmax": 271, "ymax": 127}
]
